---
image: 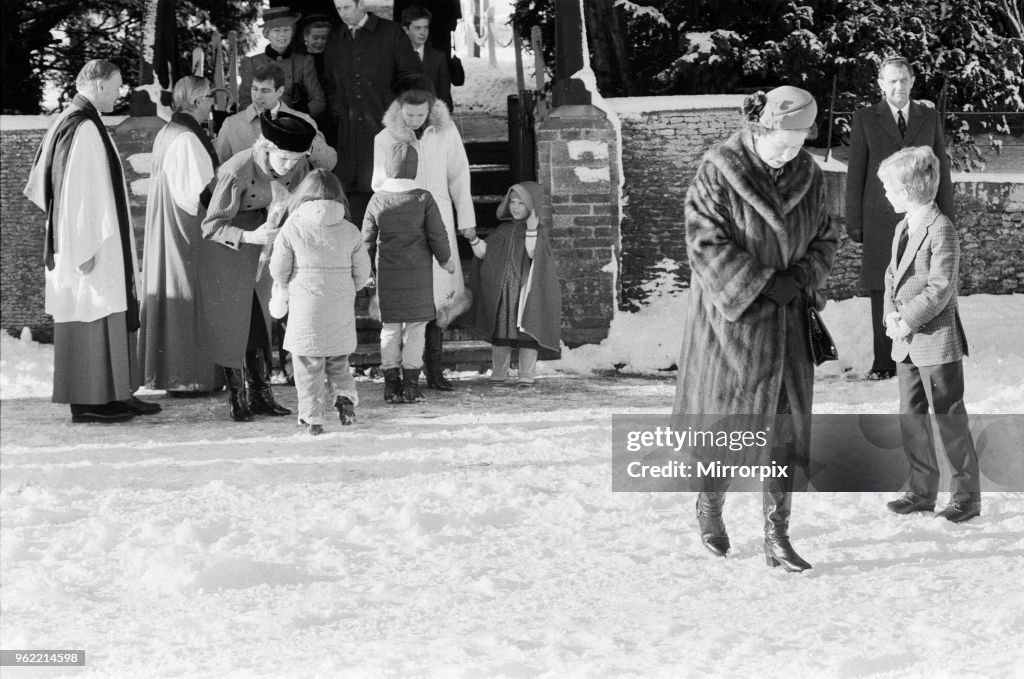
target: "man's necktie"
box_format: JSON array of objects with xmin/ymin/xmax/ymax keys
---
[
  {"xmin": 897, "ymin": 110, "xmax": 907, "ymax": 138},
  {"xmin": 897, "ymin": 227, "xmax": 909, "ymax": 265}
]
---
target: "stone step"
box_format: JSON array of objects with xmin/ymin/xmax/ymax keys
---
[
  {"xmin": 349, "ymin": 339, "xmax": 492, "ymax": 369},
  {"xmin": 465, "ymin": 139, "xmax": 511, "ymax": 165}
]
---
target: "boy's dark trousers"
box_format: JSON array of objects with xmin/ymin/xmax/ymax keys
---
[{"xmin": 897, "ymin": 358, "xmax": 981, "ymax": 502}]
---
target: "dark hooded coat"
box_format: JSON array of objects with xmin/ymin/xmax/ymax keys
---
[{"xmin": 469, "ymin": 182, "xmax": 562, "ymax": 360}]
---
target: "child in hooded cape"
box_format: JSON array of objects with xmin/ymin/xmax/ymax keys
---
[{"xmin": 468, "ymin": 181, "xmax": 562, "ymax": 386}]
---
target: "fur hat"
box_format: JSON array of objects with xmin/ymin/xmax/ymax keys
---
[
  {"xmin": 261, "ymin": 6, "xmax": 301, "ymax": 32},
  {"xmin": 385, "ymin": 142, "xmax": 418, "ymax": 180},
  {"xmin": 758, "ymin": 86, "xmax": 817, "ymax": 130},
  {"xmin": 259, "ymin": 111, "xmax": 315, "ymax": 152}
]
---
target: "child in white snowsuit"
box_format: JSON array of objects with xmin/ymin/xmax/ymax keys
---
[{"xmin": 269, "ymin": 169, "xmax": 372, "ymax": 435}]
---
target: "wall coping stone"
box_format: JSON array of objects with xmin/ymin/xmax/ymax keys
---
[{"xmin": 605, "ymin": 95, "xmax": 746, "ymax": 115}]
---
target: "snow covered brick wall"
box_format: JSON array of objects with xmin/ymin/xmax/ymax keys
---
[
  {"xmin": 0, "ymin": 124, "xmax": 49, "ymax": 339},
  {"xmin": 536, "ymin": 108, "xmax": 621, "ymax": 346},
  {"xmin": 607, "ymin": 97, "xmax": 1024, "ymax": 308},
  {"xmin": 608, "ymin": 96, "xmax": 742, "ymax": 311},
  {"xmin": 0, "ymin": 116, "xmax": 160, "ymax": 340}
]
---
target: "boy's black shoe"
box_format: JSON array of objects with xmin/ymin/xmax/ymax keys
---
[
  {"xmin": 886, "ymin": 493, "xmax": 936, "ymax": 514},
  {"xmin": 936, "ymin": 501, "xmax": 981, "ymax": 523},
  {"xmin": 866, "ymin": 369, "xmax": 896, "ymax": 381}
]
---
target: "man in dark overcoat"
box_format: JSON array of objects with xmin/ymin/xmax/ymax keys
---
[
  {"xmin": 845, "ymin": 56, "xmax": 954, "ymax": 380},
  {"xmin": 322, "ymin": 0, "xmax": 422, "ymax": 223}
]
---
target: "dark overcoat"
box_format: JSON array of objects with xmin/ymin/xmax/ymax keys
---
[
  {"xmin": 422, "ymin": 45, "xmax": 453, "ymax": 111},
  {"xmin": 845, "ymin": 100, "xmax": 954, "ymax": 290},
  {"xmin": 361, "ymin": 185, "xmax": 451, "ymax": 323},
  {"xmin": 199, "ymin": 147, "xmax": 311, "ymax": 368},
  {"xmin": 322, "ymin": 13, "xmax": 422, "ymax": 194},
  {"xmin": 673, "ymin": 129, "xmax": 838, "ymax": 423}
]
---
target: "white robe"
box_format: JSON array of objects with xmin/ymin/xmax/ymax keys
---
[{"xmin": 26, "ymin": 115, "xmax": 140, "ymax": 323}]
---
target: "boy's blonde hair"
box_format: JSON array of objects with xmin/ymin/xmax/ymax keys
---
[{"xmin": 877, "ymin": 146, "xmax": 941, "ymax": 205}]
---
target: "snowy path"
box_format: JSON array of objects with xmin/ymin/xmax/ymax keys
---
[{"xmin": 2, "ymin": 373, "xmax": 1023, "ymax": 678}]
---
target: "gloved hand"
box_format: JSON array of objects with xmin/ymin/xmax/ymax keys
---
[{"xmin": 762, "ymin": 269, "xmax": 805, "ymax": 306}]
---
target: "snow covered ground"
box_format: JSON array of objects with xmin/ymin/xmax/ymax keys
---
[{"xmin": 2, "ymin": 292, "xmax": 1023, "ymax": 678}]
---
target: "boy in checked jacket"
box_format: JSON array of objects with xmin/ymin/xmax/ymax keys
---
[{"xmin": 879, "ymin": 146, "xmax": 981, "ymax": 523}]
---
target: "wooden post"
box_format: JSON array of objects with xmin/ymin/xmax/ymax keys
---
[{"xmin": 552, "ymin": 0, "xmax": 591, "ymax": 108}]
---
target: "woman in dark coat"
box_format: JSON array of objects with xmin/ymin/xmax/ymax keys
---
[
  {"xmin": 675, "ymin": 87, "xmax": 839, "ymax": 572},
  {"xmin": 200, "ymin": 111, "xmax": 316, "ymax": 422}
]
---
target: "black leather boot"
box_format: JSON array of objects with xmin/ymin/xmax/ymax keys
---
[
  {"xmin": 402, "ymin": 368, "xmax": 424, "ymax": 403},
  {"xmin": 763, "ymin": 489, "xmax": 812, "ymax": 572},
  {"xmin": 696, "ymin": 491, "xmax": 730, "ymax": 557},
  {"xmin": 423, "ymin": 322, "xmax": 454, "ymax": 391},
  {"xmin": 383, "ymin": 368, "xmax": 403, "ymax": 404},
  {"xmin": 222, "ymin": 366, "xmax": 253, "ymax": 422},
  {"xmin": 335, "ymin": 396, "xmax": 356, "ymax": 425},
  {"xmin": 245, "ymin": 350, "xmax": 291, "ymax": 416}
]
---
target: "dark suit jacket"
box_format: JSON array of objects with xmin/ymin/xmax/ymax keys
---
[
  {"xmin": 422, "ymin": 44, "xmax": 453, "ymax": 111},
  {"xmin": 393, "ymin": 0, "xmax": 461, "ymax": 54},
  {"xmin": 845, "ymin": 100, "xmax": 954, "ymax": 290},
  {"xmin": 322, "ymin": 13, "xmax": 423, "ymax": 193}
]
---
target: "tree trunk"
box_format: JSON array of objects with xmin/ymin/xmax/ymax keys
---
[{"xmin": 583, "ymin": 0, "xmax": 637, "ymax": 97}]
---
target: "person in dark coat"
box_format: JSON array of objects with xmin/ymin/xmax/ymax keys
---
[
  {"xmin": 674, "ymin": 87, "xmax": 838, "ymax": 572},
  {"xmin": 468, "ymin": 181, "xmax": 562, "ymax": 387},
  {"xmin": 322, "ymin": 0, "xmax": 423, "ymax": 224},
  {"xmin": 296, "ymin": 14, "xmax": 336, "ymax": 147},
  {"xmin": 399, "ymin": 4, "xmax": 454, "ymax": 111},
  {"xmin": 239, "ymin": 7, "xmax": 325, "ymax": 118},
  {"xmin": 201, "ymin": 111, "xmax": 317, "ymax": 422},
  {"xmin": 845, "ymin": 56, "xmax": 954, "ymax": 381},
  {"xmin": 393, "ymin": 0, "xmax": 461, "ymax": 57},
  {"xmin": 362, "ymin": 142, "xmax": 454, "ymax": 403}
]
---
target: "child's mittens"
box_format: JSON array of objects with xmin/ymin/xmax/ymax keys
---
[
  {"xmin": 469, "ymin": 237, "xmax": 487, "ymax": 259},
  {"xmin": 269, "ymin": 283, "xmax": 289, "ymax": 319}
]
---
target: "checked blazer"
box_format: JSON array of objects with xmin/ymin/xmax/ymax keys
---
[{"xmin": 883, "ymin": 204, "xmax": 969, "ymax": 367}]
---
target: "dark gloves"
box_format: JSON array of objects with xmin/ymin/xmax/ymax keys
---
[{"xmin": 762, "ymin": 266, "xmax": 809, "ymax": 306}]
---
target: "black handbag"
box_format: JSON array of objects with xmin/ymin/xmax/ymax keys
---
[
  {"xmin": 807, "ymin": 302, "xmax": 838, "ymax": 366},
  {"xmin": 449, "ymin": 53, "xmax": 465, "ymax": 87}
]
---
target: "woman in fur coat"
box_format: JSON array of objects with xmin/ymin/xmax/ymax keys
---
[
  {"xmin": 675, "ymin": 86, "xmax": 839, "ymax": 572},
  {"xmin": 371, "ymin": 80, "xmax": 476, "ymax": 391}
]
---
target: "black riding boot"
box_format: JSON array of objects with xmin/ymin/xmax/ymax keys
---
[
  {"xmin": 245, "ymin": 349, "xmax": 291, "ymax": 416},
  {"xmin": 696, "ymin": 491, "xmax": 730, "ymax": 557},
  {"xmin": 383, "ymin": 368, "xmax": 404, "ymax": 403},
  {"xmin": 222, "ymin": 366, "xmax": 253, "ymax": 422},
  {"xmin": 763, "ymin": 487, "xmax": 812, "ymax": 572},
  {"xmin": 423, "ymin": 321, "xmax": 453, "ymax": 391},
  {"xmin": 403, "ymin": 368, "xmax": 424, "ymax": 403}
]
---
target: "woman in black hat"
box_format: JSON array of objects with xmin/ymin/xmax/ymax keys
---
[{"xmin": 200, "ymin": 111, "xmax": 317, "ymax": 421}]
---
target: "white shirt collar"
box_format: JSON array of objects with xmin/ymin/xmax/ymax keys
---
[
  {"xmin": 381, "ymin": 177, "xmax": 419, "ymax": 192},
  {"xmin": 887, "ymin": 100, "xmax": 910, "ymax": 123},
  {"xmin": 415, "ymin": 45, "xmax": 425, "ymax": 59},
  {"xmin": 906, "ymin": 201, "xmax": 936, "ymax": 234}
]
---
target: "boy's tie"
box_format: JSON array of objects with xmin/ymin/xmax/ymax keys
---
[{"xmin": 897, "ymin": 227, "xmax": 909, "ymax": 265}]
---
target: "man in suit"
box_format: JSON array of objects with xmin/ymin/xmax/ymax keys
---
[
  {"xmin": 878, "ymin": 146, "xmax": 980, "ymax": 523},
  {"xmin": 845, "ymin": 56, "xmax": 954, "ymax": 380},
  {"xmin": 400, "ymin": 4, "xmax": 453, "ymax": 111},
  {"xmin": 322, "ymin": 0, "xmax": 422, "ymax": 223},
  {"xmin": 216, "ymin": 64, "xmax": 336, "ymax": 171},
  {"xmin": 393, "ymin": 0, "xmax": 461, "ymax": 57}
]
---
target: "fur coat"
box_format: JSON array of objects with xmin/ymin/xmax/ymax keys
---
[
  {"xmin": 673, "ymin": 128, "xmax": 838, "ymax": 422},
  {"xmin": 372, "ymin": 99, "xmax": 475, "ymax": 327}
]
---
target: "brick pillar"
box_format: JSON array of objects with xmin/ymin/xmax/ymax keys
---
[{"xmin": 536, "ymin": 105, "xmax": 620, "ymax": 347}]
